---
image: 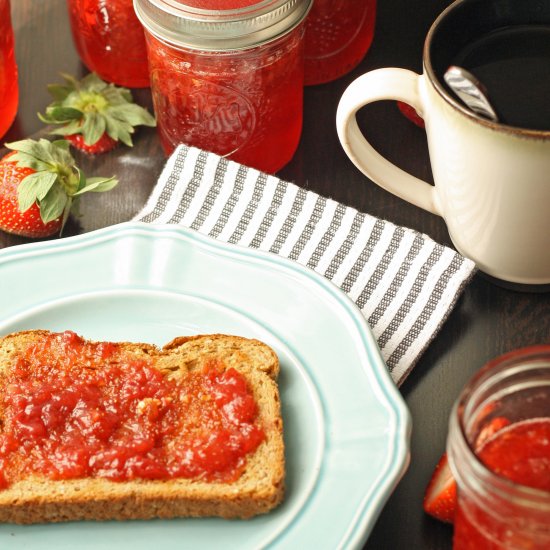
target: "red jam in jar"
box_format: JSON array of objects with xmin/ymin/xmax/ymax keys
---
[
  {"xmin": 448, "ymin": 346, "xmax": 550, "ymax": 550},
  {"xmin": 0, "ymin": 331, "xmax": 265, "ymax": 488},
  {"xmin": 304, "ymin": 0, "xmax": 377, "ymax": 86},
  {"xmin": 134, "ymin": 0, "xmax": 312, "ymax": 173},
  {"xmin": 477, "ymin": 419, "xmax": 550, "ymax": 491},
  {"xmin": 0, "ymin": 0, "xmax": 18, "ymax": 139},
  {"xmin": 66, "ymin": 0, "xmax": 149, "ymax": 87}
]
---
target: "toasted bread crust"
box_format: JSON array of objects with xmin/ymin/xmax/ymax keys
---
[{"xmin": 0, "ymin": 331, "xmax": 284, "ymax": 524}]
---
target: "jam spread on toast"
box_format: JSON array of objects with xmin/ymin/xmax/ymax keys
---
[{"xmin": 0, "ymin": 331, "xmax": 265, "ymax": 488}]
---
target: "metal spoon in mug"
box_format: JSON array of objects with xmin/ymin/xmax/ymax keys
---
[{"xmin": 444, "ymin": 65, "xmax": 499, "ymax": 122}]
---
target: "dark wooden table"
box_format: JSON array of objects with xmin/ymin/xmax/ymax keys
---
[{"xmin": 3, "ymin": 1, "xmax": 550, "ymax": 548}]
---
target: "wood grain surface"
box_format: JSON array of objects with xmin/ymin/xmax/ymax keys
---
[{"xmin": 2, "ymin": 1, "xmax": 549, "ymax": 548}]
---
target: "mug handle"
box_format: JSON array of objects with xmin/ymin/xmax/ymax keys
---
[{"xmin": 336, "ymin": 68, "xmax": 442, "ymax": 216}]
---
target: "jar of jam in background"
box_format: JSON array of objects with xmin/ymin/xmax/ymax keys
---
[
  {"xmin": 133, "ymin": 0, "xmax": 312, "ymax": 174},
  {"xmin": 0, "ymin": 0, "xmax": 18, "ymax": 140},
  {"xmin": 304, "ymin": 0, "xmax": 377, "ymax": 86},
  {"xmin": 447, "ymin": 346, "xmax": 550, "ymax": 549},
  {"xmin": 66, "ymin": 0, "xmax": 149, "ymax": 88}
]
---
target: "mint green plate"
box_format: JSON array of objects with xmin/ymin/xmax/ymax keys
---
[{"xmin": 0, "ymin": 222, "xmax": 410, "ymax": 549}]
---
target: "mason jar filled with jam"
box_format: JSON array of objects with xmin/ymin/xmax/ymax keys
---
[
  {"xmin": 66, "ymin": 0, "xmax": 150, "ymax": 87},
  {"xmin": 447, "ymin": 346, "xmax": 550, "ymax": 549},
  {"xmin": 304, "ymin": 0, "xmax": 376, "ymax": 86},
  {"xmin": 133, "ymin": 0, "xmax": 312, "ymax": 173},
  {"xmin": 0, "ymin": 0, "xmax": 18, "ymax": 139}
]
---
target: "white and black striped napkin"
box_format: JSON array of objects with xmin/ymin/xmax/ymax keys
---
[{"xmin": 134, "ymin": 145, "xmax": 476, "ymax": 385}]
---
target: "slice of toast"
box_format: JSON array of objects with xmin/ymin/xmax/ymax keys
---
[{"xmin": 0, "ymin": 331, "xmax": 284, "ymax": 524}]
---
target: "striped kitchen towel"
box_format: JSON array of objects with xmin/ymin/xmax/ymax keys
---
[{"xmin": 134, "ymin": 145, "xmax": 476, "ymax": 385}]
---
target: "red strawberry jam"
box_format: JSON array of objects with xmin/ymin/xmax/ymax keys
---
[
  {"xmin": 0, "ymin": 0, "xmax": 18, "ymax": 140},
  {"xmin": 477, "ymin": 419, "xmax": 550, "ymax": 491},
  {"xmin": 145, "ymin": 29, "xmax": 305, "ymax": 172},
  {"xmin": 304, "ymin": 0, "xmax": 377, "ymax": 86},
  {"xmin": 454, "ymin": 418, "xmax": 550, "ymax": 549},
  {"xmin": 135, "ymin": 0, "xmax": 310, "ymax": 173},
  {"xmin": 0, "ymin": 331, "xmax": 265, "ymax": 488},
  {"xmin": 67, "ymin": 0, "xmax": 149, "ymax": 87}
]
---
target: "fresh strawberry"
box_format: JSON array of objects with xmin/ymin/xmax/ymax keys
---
[
  {"xmin": 397, "ymin": 101, "xmax": 425, "ymax": 128},
  {"xmin": 423, "ymin": 452, "xmax": 457, "ymax": 523},
  {"xmin": 38, "ymin": 73, "xmax": 156, "ymax": 155},
  {"xmin": 0, "ymin": 155, "xmax": 62, "ymax": 237},
  {"xmin": 64, "ymin": 132, "xmax": 118, "ymax": 155},
  {"xmin": 0, "ymin": 138, "xmax": 118, "ymax": 237}
]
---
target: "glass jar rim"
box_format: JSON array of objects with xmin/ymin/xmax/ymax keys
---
[
  {"xmin": 448, "ymin": 345, "xmax": 550, "ymax": 509},
  {"xmin": 133, "ymin": 0, "xmax": 312, "ymax": 51}
]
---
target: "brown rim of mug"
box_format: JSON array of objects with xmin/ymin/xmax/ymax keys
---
[{"xmin": 423, "ymin": 0, "xmax": 550, "ymax": 140}]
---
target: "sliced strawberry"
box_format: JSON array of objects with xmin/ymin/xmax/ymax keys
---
[
  {"xmin": 38, "ymin": 72, "xmax": 156, "ymax": 155},
  {"xmin": 424, "ymin": 416, "xmax": 511, "ymax": 524},
  {"xmin": 397, "ymin": 101, "xmax": 425, "ymax": 128},
  {"xmin": 0, "ymin": 139, "xmax": 118, "ymax": 238},
  {"xmin": 423, "ymin": 452, "xmax": 456, "ymax": 523}
]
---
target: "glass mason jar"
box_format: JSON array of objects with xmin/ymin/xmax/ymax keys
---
[
  {"xmin": 0, "ymin": 0, "xmax": 18, "ymax": 140},
  {"xmin": 447, "ymin": 346, "xmax": 550, "ymax": 550},
  {"xmin": 304, "ymin": 0, "xmax": 377, "ymax": 86},
  {"xmin": 66, "ymin": 0, "xmax": 150, "ymax": 88},
  {"xmin": 133, "ymin": 0, "xmax": 312, "ymax": 173}
]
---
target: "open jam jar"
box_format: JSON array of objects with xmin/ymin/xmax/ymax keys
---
[
  {"xmin": 0, "ymin": 0, "xmax": 18, "ymax": 139},
  {"xmin": 133, "ymin": 0, "xmax": 312, "ymax": 173},
  {"xmin": 304, "ymin": 0, "xmax": 377, "ymax": 86},
  {"xmin": 447, "ymin": 346, "xmax": 550, "ymax": 549},
  {"xmin": 66, "ymin": 0, "xmax": 150, "ymax": 88}
]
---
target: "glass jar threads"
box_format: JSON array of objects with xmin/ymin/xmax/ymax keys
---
[
  {"xmin": 133, "ymin": 0, "xmax": 312, "ymax": 173},
  {"xmin": 304, "ymin": 0, "xmax": 376, "ymax": 86},
  {"xmin": 0, "ymin": 0, "xmax": 18, "ymax": 139},
  {"xmin": 447, "ymin": 346, "xmax": 550, "ymax": 549},
  {"xmin": 66, "ymin": 0, "xmax": 150, "ymax": 88}
]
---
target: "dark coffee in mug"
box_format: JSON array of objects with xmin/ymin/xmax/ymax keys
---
[
  {"xmin": 337, "ymin": 0, "xmax": 550, "ymax": 285},
  {"xmin": 452, "ymin": 25, "xmax": 550, "ymax": 130}
]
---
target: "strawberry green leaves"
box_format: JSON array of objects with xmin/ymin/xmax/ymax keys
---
[
  {"xmin": 7, "ymin": 138, "xmax": 75, "ymax": 170},
  {"xmin": 38, "ymin": 73, "xmax": 156, "ymax": 152},
  {"xmin": 72, "ymin": 176, "xmax": 118, "ymax": 195},
  {"xmin": 17, "ymin": 171, "xmax": 58, "ymax": 214}
]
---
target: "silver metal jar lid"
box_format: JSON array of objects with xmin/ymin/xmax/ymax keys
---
[{"xmin": 133, "ymin": 0, "xmax": 312, "ymax": 51}]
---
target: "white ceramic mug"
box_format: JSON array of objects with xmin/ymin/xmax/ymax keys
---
[{"xmin": 336, "ymin": 0, "xmax": 550, "ymax": 286}]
